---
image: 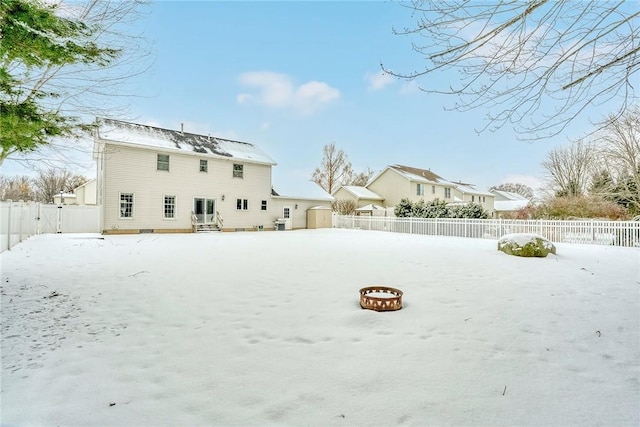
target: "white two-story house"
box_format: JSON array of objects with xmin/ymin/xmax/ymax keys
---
[
  {"xmin": 93, "ymin": 119, "xmax": 332, "ymax": 234},
  {"xmin": 332, "ymin": 164, "xmax": 495, "ymax": 215}
]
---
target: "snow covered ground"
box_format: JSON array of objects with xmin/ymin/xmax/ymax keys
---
[{"xmin": 1, "ymin": 229, "xmax": 638, "ymax": 426}]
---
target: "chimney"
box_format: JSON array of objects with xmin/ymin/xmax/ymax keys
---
[{"xmin": 180, "ymin": 122, "xmax": 184, "ymax": 134}]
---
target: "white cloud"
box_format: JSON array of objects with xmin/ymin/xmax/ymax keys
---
[
  {"xmin": 237, "ymin": 71, "xmax": 340, "ymax": 115},
  {"xmin": 365, "ymin": 71, "xmax": 395, "ymax": 91}
]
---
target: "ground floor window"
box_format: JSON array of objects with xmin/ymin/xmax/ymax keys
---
[
  {"xmin": 120, "ymin": 193, "xmax": 133, "ymax": 218},
  {"xmin": 164, "ymin": 195, "xmax": 176, "ymax": 219},
  {"xmin": 237, "ymin": 198, "xmax": 248, "ymax": 210}
]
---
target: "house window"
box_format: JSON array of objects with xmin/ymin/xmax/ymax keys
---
[
  {"xmin": 432, "ymin": 185, "xmax": 436, "ymax": 194},
  {"xmin": 261, "ymin": 200, "xmax": 267, "ymax": 211},
  {"xmin": 444, "ymin": 188, "xmax": 451, "ymax": 199},
  {"xmin": 199, "ymin": 159, "xmax": 208, "ymax": 172},
  {"xmin": 164, "ymin": 195, "xmax": 176, "ymax": 219},
  {"xmin": 233, "ymin": 164, "xmax": 243, "ymax": 178},
  {"xmin": 157, "ymin": 154, "xmax": 169, "ymax": 171},
  {"xmin": 236, "ymin": 198, "xmax": 248, "ymax": 210},
  {"xmin": 119, "ymin": 193, "xmax": 133, "ymax": 218},
  {"xmin": 472, "ymin": 195, "xmax": 475, "ymax": 202},
  {"xmin": 417, "ymin": 183, "xmax": 424, "ymax": 196}
]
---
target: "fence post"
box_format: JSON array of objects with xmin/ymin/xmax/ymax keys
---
[
  {"xmin": 7, "ymin": 200, "xmax": 12, "ymax": 251},
  {"xmin": 18, "ymin": 200, "xmax": 24, "ymax": 244}
]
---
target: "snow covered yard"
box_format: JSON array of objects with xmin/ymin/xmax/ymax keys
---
[{"xmin": 1, "ymin": 229, "xmax": 638, "ymax": 427}]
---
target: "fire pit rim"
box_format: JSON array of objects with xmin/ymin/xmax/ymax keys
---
[{"xmin": 359, "ymin": 286, "xmax": 403, "ymax": 311}]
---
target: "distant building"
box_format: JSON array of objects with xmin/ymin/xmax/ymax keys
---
[
  {"xmin": 332, "ymin": 164, "xmax": 495, "ymax": 216},
  {"xmin": 490, "ymin": 189, "xmax": 531, "ymax": 218}
]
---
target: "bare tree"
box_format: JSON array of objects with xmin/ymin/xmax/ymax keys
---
[
  {"xmin": 489, "ymin": 183, "xmax": 534, "ymax": 199},
  {"xmin": 350, "ymin": 167, "xmax": 376, "ymax": 187},
  {"xmin": 384, "ymin": 1, "xmax": 640, "ymax": 139},
  {"xmin": 311, "ymin": 143, "xmax": 355, "ymax": 194},
  {"xmin": 542, "ymin": 140, "xmax": 596, "ymax": 197},
  {"xmin": 0, "ymin": 175, "xmax": 35, "ymax": 201},
  {"xmin": 332, "ymin": 199, "xmax": 357, "ymax": 215},
  {"xmin": 594, "ymin": 106, "xmax": 640, "ymax": 212},
  {"xmin": 32, "ymin": 168, "xmax": 88, "ymax": 203}
]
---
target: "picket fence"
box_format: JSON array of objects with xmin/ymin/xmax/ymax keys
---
[
  {"xmin": 333, "ymin": 215, "xmax": 640, "ymax": 247},
  {"xmin": 0, "ymin": 201, "xmax": 101, "ymax": 252}
]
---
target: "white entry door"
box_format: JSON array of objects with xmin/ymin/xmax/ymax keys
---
[{"xmin": 283, "ymin": 206, "xmax": 292, "ymax": 230}]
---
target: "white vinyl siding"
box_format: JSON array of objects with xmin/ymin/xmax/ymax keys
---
[{"xmin": 100, "ymin": 144, "xmax": 274, "ymax": 231}]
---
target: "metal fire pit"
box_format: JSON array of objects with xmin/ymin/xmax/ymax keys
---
[{"xmin": 359, "ymin": 286, "xmax": 403, "ymax": 311}]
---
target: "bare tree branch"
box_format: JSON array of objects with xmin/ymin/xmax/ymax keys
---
[{"xmin": 384, "ymin": 1, "xmax": 640, "ymax": 140}]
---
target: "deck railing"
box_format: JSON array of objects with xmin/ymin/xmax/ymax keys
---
[{"xmin": 333, "ymin": 215, "xmax": 640, "ymax": 247}]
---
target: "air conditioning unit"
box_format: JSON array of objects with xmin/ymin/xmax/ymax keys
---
[{"xmin": 275, "ymin": 218, "xmax": 286, "ymax": 231}]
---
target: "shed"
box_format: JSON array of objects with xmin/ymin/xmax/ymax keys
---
[{"xmin": 307, "ymin": 206, "xmax": 333, "ymax": 229}]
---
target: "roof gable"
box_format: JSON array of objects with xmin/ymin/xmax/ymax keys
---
[
  {"xmin": 97, "ymin": 119, "xmax": 276, "ymax": 165},
  {"xmin": 391, "ymin": 164, "xmax": 444, "ymax": 183}
]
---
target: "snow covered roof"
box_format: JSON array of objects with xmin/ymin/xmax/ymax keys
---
[
  {"xmin": 336, "ymin": 185, "xmax": 384, "ymax": 200},
  {"xmin": 494, "ymin": 200, "xmax": 530, "ymax": 211},
  {"xmin": 272, "ymin": 180, "xmax": 333, "ymax": 201},
  {"xmin": 490, "ymin": 189, "xmax": 529, "ymax": 201},
  {"xmin": 97, "ymin": 119, "xmax": 276, "ymax": 165},
  {"xmin": 455, "ymin": 184, "xmax": 494, "ymax": 197}
]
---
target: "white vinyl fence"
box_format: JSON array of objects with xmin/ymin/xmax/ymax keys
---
[
  {"xmin": 1, "ymin": 201, "xmax": 101, "ymax": 252},
  {"xmin": 334, "ymin": 215, "xmax": 640, "ymax": 247}
]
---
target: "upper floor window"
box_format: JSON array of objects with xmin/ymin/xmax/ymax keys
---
[
  {"xmin": 164, "ymin": 195, "xmax": 176, "ymax": 219},
  {"xmin": 120, "ymin": 193, "xmax": 133, "ymax": 218},
  {"xmin": 261, "ymin": 200, "xmax": 267, "ymax": 211},
  {"xmin": 432, "ymin": 185, "xmax": 436, "ymax": 194},
  {"xmin": 199, "ymin": 159, "xmax": 208, "ymax": 172},
  {"xmin": 233, "ymin": 164, "xmax": 243, "ymax": 178},
  {"xmin": 444, "ymin": 188, "xmax": 451, "ymax": 199},
  {"xmin": 157, "ymin": 154, "xmax": 169, "ymax": 171},
  {"xmin": 416, "ymin": 183, "xmax": 424, "ymax": 196},
  {"xmin": 472, "ymin": 195, "xmax": 475, "ymax": 202}
]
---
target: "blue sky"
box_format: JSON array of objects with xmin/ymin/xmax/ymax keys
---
[{"xmin": 3, "ymin": 1, "xmax": 619, "ymax": 196}]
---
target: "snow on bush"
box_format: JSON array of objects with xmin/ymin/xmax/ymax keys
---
[{"xmin": 497, "ymin": 233, "xmax": 556, "ymax": 257}]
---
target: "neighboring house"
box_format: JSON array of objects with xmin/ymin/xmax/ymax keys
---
[
  {"xmin": 53, "ymin": 193, "xmax": 77, "ymax": 205},
  {"xmin": 93, "ymin": 119, "xmax": 332, "ymax": 234},
  {"xmin": 490, "ymin": 189, "xmax": 531, "ymax": 218},
  {"xmin": 52, "ymin": 179, "xmax": 97, "ymax": 206},
  {"xmin": 449, "ymin": 180, "xmax": 494, "ymax": 212},
  {"xmin": 331, "ymin": 185, "xmax": 384, "ymax": 208},
  {"xmin": 73, "ymin": 179, "xmax": 97, "ymax": 205},
  {"xmin": 332, "ymin": 164, "xmax": 495, "ymax": 216}
]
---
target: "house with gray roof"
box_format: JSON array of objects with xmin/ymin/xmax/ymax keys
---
[
  {"xmin": 93, "ymin": 119, "xmax": 332, "ymax": 233},
  {"xmin": 332, "ymin": 164, "xmax": 494, "ymax": 215}
]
